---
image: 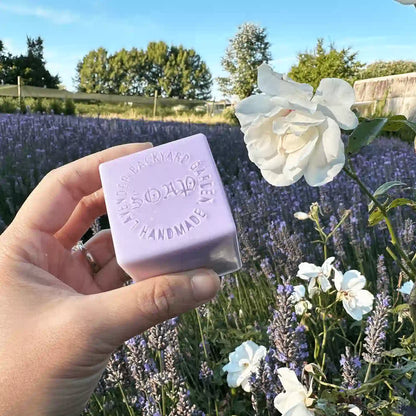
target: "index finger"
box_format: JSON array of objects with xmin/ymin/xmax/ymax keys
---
[{"xmin": 14, "ymin": 143, "xmax": 152, "ymax": 235}]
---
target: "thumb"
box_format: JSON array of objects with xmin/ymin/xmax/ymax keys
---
[{"xmin": 82, "ymin": 268, "xmax": 220, "ymax": 349}]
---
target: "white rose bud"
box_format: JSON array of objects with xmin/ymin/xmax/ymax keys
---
[{"xmin": 294, "ymin": 212, "xmax": 310, "ymax": 220}]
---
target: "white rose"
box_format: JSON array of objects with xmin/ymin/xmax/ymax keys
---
[
  {"xmin": 334, "ymin": 270, "xmax": 374, "ymax": 320},
  {"xmin": 297, "ymin": 257, "xmax": 335, "ymax": 297},
  {"xmin": 222, "ymin": 340, "xmax": 267, "ymax": 392},
  {"xmin": 235, "ymin": 63, "xmax": 358, "ymax": 187}
]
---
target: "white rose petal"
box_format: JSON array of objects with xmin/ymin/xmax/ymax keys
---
[
  {"xmin": 235, "ymin": 63, "xmax": 358, "ymax": 187},
  {"xmin": 274, "ymin": 368, "xmax": 314, "ymax": 416},
  {"xmin": 295, "ymin": 300, "xmax": 313, "ymax": 315},
  {"xmin": 312, "ymin": 78, "xmax": 359, "ymax": 130},
  {"xmin": 399, "ymin": 281, "xmax": 414, "ymax": 295},
  {"xmin": 222, "ymin": 341, "xmax": 267, "ymax": 392},
  {"xmin": 348, "ymin": 404, "xmax": 362, "ymax": 415}
]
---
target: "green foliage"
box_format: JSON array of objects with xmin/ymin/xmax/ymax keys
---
[
  {"xmin": 63, "ymin": 98, "xmax": 76, "ymax": 116},
  {"xmin": 76, "ymin": 48, "xmax": 111, "ymax": 94},
  {"xmin": 33, "ymin": 98, "xmax": 46, "ymax": 113},
  {"xmin": 0, "ymin": 36, "xmax": 60, "ymax": 88},
  {"xmin": 221, "ymin": 106, "xmax": 239, "ymax": 125},
  {"xmin": 359, "ymin": 60, "xmax": 416, "ymax": 80},
  {"xmin": 217, "ymin": 22, "xmax": 272, "ymax": 99},
  {"xmin": 0, "ymin": 97, "xmax": 18, "ymax": 113},
  {"xmin": 76, "ymin": 42, "xmax": 212, "ymax": 99},
  {"xmin": 289, "ymin": 38, "xmax": 364, "ymax": 90},
  {"xmin": 47, "ymin": 99, "xmax": 64, "ymax": 115}
]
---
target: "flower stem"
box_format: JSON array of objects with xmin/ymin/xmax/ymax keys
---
[
  {"xmin": 364, "ymin": 363, "xmax": 372, "ymax": 383},
  {"xmin": 158, "ymin": 350, "xmax": 166, "ymax": 416},
  {"xmin": 196, "ymin": 309, "xmax": 209, "ymax": 359},
  {"xmin": 320, "ymin": 311, "xmax": 328, "ymax": 373},
  {"xmin": 118, "ymin": 384, "xmax": 135, "ymax": 416}
]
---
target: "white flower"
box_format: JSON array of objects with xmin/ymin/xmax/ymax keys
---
[
  {"xmin": 348, "ymin": 404, "xmax": 362, "ymax": 415},
  {"xmin": 274, "ymin": 367, "xmax": 314, "ymax": 416},
  {"xmin": 222, "ymin": 341, "xmax": 267, "ymax": 392},
  {"xmin": 294, "ymin": 211, "xmax": 310, "ymax": 220},
  {"xmin": 398, "ymin": 281, "xmax": 414, "ymax": 295},
  {"xmin": 297, "ymin": 257, "xmax": 335, "ymax": 297},
  {"xmin": 334, "ymin": 270, "xmax": 374, "ymax": 320},
  {"xmin": 290, "ymin": 285, "xmax": 313, "ymax": 315},
  {"xmin": 395, "ymin": 0, "xmax": 416, "ymax": 4},
  {"xmin": 235, "ymin": 63, "xmax": 358, "ymax": 187}
]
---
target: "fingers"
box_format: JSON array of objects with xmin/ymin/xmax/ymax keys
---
[
  {"xmin": 71, "ymin": 230, "xmax": 128, "ymax": 293},
  {"xmin": 93, "ymin": 258, "xmax": 130, "ymax": 292},
  {"xmin": 14, "ymin": 143, "xmax": 152, "ymax": 235},
  {"xmin": 55, "ymin": 189, "xmax": 106, "ymax": 249},
  {"xmin": 81, "ymin": 269, "xmax": 220, "ymax": 349},
  {"xmin": 73, "ymin": 230, "xmax": 115, "ymax": 270}
]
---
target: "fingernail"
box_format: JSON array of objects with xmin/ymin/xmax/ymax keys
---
[
  {"xmin": 144, "ymin": 142, "xmax": 153, "ymax": 148},
  {"xmin": 191, "ymin": 269, "xmax": 220, "ymax": 301}
]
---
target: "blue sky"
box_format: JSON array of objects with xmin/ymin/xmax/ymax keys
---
[{"xmin": 1, "ymin": 0, "xmax": 415, "ymax": 98}]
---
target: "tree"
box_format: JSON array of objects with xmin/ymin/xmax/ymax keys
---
[
  {"xmin": 158, "ymin": 45, "xmax": 212, "ymax": 99},
  {"xmin": 0, "ymin": 37, "xmax": 60, "ymax": 88},
  {"xmin": 76, "ymin": 48, "xmax": 111, "ymax": 94},
  {"xmin": 108, "ymin": 48, "xmax": 147, "ymax": 95},
  {"xmin": 75, "ymin": 42, "xmax": 212, "ymax": 99},
  {"xmin": 217, "ymin": 23, "xmax": 272, "ymax": 99},
  {"xmin": 359, "ymin": 60, "xmax": 416, "ymax": 80},
  {"xmin": 289, "ymin": 39, "xmax": 364, "ymax": 90}
]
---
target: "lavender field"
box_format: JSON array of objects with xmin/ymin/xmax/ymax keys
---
[{"xmin": 1, "ymin": 113, "xmax": 416, "ymax": 415}]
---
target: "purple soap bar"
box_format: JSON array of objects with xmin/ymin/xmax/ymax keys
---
[{"xmin": 99, "ymin": 133, "xmax": 242, "ymax": 281}]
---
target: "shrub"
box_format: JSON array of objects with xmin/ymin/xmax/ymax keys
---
[
  {"xmin": 0, "ymin": 97, "xmax": 19, "ymax": 113},
  {"xmin": 33, "ymin": 98, "xmax": 46, "ymax": 113},
  {"xmin": 47, "ymin": 99, "xmax": 64, "ymax": 115},
  {"xmin": 64, "ymin": 98, "xmax": 76, "ymax": 116},
  {"xmin": 222, "ymin": 105, "xmax": 239, "ymax": 125}
]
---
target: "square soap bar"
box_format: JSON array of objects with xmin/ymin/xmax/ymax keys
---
[{"xmin": 99, "ymin": 133, "xmax": 242, "ymax": 281}]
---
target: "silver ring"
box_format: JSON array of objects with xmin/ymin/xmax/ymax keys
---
[{"xmin": 72, "ymin": 241, "xmax": 101, "ymax": 274}]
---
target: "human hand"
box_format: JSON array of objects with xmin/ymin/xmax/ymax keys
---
[{"xmin": 0, "ymin": 143, "xmax": 220, "ymax": 416}]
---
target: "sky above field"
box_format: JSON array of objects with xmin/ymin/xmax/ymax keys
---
[{"xmin": 0, "ymin": 0, "xmax": 415, "ymax": 98}]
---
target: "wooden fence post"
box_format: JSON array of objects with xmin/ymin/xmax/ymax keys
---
[
  {"xmin": 17, "ymin": 76, "xmax": 22, "ymax": 107},
  {"xmin": 153, "ymin": 90, "xmax": 158, "ymax": 117}
]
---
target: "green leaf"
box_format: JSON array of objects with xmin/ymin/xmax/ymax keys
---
[
  {"xmin": 373, "ymin": 181, "xmax": 407, "ymax": 198},
  {"xmin": 382, "ymin": 115, "xmax": 408, "ymax": 132},
  {"xmin": 347, "ymin": 116, "xmax": 416, "ymax": 155},
  {"xmin": 346, "ymin": 118, "xmax": 388, "ymax": 154},
  {"xmin": 391, "ymin": 303, "xmax": 410, "ymax": 314},
  {"xmin": 368, "ymin": 207, "xmax": 384, "ymax": 227},
  {"xmin": 387, "ymin": 198, "xmax": 416, "ymax": 211},
  {"xmin": 382, "ymin": 348, "xmax": 408, "ymax": 358}
]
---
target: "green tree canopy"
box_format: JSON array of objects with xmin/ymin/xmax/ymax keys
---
[
  {"xmin": 76, "ymin": 42, "xmax": 212, "ymax": 99},
  {"xmin": 289, "ymin": 38, "xmax": 364, "ymax": 90},
  {"xmin": 0, "ymin": 37, "xmax": 60, "ymax": 88},
  {"xmin": 76, "ymin": 48, "xmax": 111, "ymax": 94},
  {"xmin": 359, "ymin": 60, "xmax": 416, "ymax": 80},
  {"xmin": 217, "ymin": 22, "xmax": 272, "ymax": 99}
]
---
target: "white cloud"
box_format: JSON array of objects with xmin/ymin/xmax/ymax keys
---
[{"xmin": 0, "ymin": 3, "xmax": 79, "ymax": 24}]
